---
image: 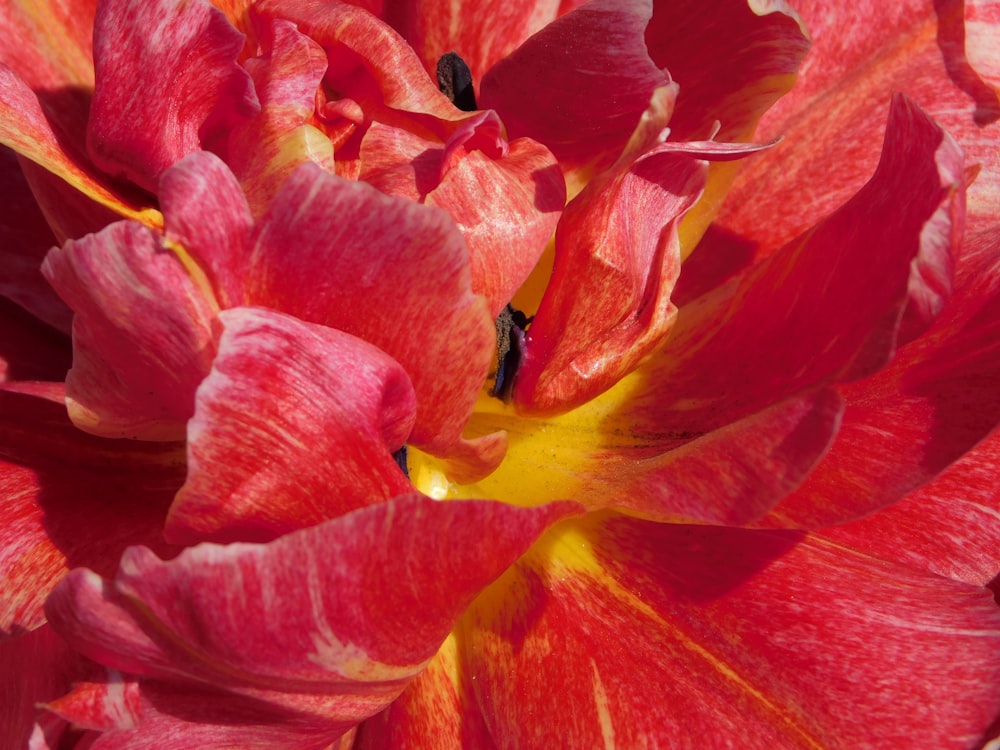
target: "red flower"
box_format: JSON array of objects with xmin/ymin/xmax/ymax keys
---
[{"xmin": 1, "ymin": 0, "xmax": 999, "ymax": 748}]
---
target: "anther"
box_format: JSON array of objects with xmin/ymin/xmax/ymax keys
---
[{"xmin": 437, "ymin": 51, "xmax": 477, "ymax": 112}]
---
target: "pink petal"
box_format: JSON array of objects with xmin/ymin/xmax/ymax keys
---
[
  {"xmin": 159, "ymin": 151, "xmax": 254, "ymax": 310},
  {"xmin": 817, "ymin": 428, "xmax": 1000, "ymax": 587},
  {"xmin": 226, "ymin": 17, "xmax": 336, "ymax": 216},
  {"xmin": 245, "ymin": 164, "xmax": 496, "ymax": 465},
  {"xmin": 0, "ymin": 63, "xmax": 160, "ymax": 232},
  {"xmin": 360, "ymin": 117, "xmax": 565, "ymax": 317},
  {"xmin": 617, "ymin": 96, "xmax": 962, "ymax": 455},
  {"xmin": 462, "ymin": 517, "xmax": 1000, "ymax": 748},
  {"xmin": 0, "ymin": 389, "xmax": 183, "ymax": 636},
  {"xmin": 45, "ymin": 496, "xmax": 579, "ymax": 742},
  {"xmin": 167, "ymin": 306, "xmax": 416, "ymax": 545},
  {"xmin": 0, "ymin": 0, "xmax": 97, "ymax": 92},
  {"xmin": 479, "ymin": 0, "xmax": 670, "ymax": 171},
  {"xmin": 87, "ymin": 0, "xmax": 258, "ymax": 192},
  {"xmin": 383, "ymin": 0, "xmax": 563, "ymax": 94},
  {"xmin": 966, "ymin": 0, "xmax": 1000, "ymax": 90},
  {"xmin": 41, "ymin": 221, "xmax": 219, "ymax": 440}
]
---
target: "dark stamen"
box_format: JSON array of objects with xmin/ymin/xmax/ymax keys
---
[
  {"xmin": 437, "ymin": 51, "xmax": 477, "ymax": 112},
  {"xmin": 393, "ymin": 446, "xmax": 410, "ymax": 478},
  {"xmin": 493, "ymin": 304, "xmax": 530, "ymax": 402}
]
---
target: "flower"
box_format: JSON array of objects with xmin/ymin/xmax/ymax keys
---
[{"xmin": 1, "ymin": 1, "xmax": 1000, "ymax": 749}]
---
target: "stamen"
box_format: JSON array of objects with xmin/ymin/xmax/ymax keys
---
[
  {"xmin": 493, "ymin": 304, "xmax": 530, "ymax": 402},
  {"xmin": 437, "ymin": 51, "xmax": 477, "ymax": 112}
]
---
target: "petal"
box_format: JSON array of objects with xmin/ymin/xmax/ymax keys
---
[
  {"xmin": 353, "ymin": 635, "xmax": 495, "ymax": 749},
  {"xmin": 159, "ymin": 151, "xmax": 254, "ymax": 310},
  {"xmin": 0, "ymin": 63, "xmax": 161, "ymax": 231},
  {"xmin": 716, "ymin": 0, "xmax": 1000, "ymax": 261},
  {"xmin": 87, "ymin": 0, "xmax": 258, "ymax": 192},
  {"xmin": 0, "ymin": 389, "xmax": 183, "ymax": 636},
  {"xmin": 479, "ymin": 0, "xmax": 670, "ymax": 172},
  {"xmin": 245, "ymin": 164, "xmax": 496, "ymax": 464},
  {"xmin": 461, "ymin": 517, "xmax": 1000, "ymax": 748},
  {"xmin": 41, "ymin": 222, "xmax": 219, "ymax": 440},
  {"xmin": 0, "ymin": 626, "xmax": 82, "ymax": 749},
  {"xmin": 0, "ymin": 297, "xmax": 71, "ymax": 384},
  {"xmin": 166, "ymin": 307, "xmax": 416, "ymax": 545},
  {"xmin": 226, "ymin": 17, "xmax": 336, "ymax": 216},
  {"xmin": 0, "ymin": 0, "xmax": 96, "ymax": 91},
  {"xmin": 618, "ymin": 96, "xmax": 962, "ymax": 450},
  {"xmin": 45, "ymin": 496, "xmax": 579, "ymax": 742},
  {"xmin": 817, "ymin": 427, "xmax": 1000, "ymax": 587},
  {"xmin": 966, "ymin": 0, "xmax": 1000, "ymax": 90}
]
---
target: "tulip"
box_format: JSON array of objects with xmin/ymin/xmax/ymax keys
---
[{"xmin": 1, "ymin": 0, "xmax": 999, "ymax": 748}]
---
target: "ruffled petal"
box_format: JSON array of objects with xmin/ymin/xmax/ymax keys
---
[
  {"xmin": 45, "ymin": 496, "xmax": 580, "ymax": 744},
  {"xmin": 87, "ymin": 0, "xmax": 258, "ymax": 192},
  {"xmin": 159, "ymin": 151, "xmax": 254, "ymax": 310},
  {"xmin": 479, "ymin": 0, "xmax": 669, "ymax": 172},
  {"xmin": 41, "ymin": 222, "xmax": 219, "ymax": 440},
  {"xmin": 167, "ymin": 307, "xmax": 416, "ymax": 545},
  {"xmin": 617, "ymin": 96, "xmax": 962, "ymax": 466},
  {"xmin": 461, "ymin": 516, "xmax": 1000, "ymax": 748},
  {"xmin": 245, "ymin": 164, "xmax": 496, "ymax": 466},
  {"xmin": 0, "ymin": 389, "xmax": 183, "ymax": 636}
]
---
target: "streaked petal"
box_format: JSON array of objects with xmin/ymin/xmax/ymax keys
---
[
  {"xmin": 245, "ymin": 164, "xmax": 496, "ymax": 467},
  {"xmin": 0, "ymin": 0, "xmax": 96, "ymax": 91},
  {"xmin": 42, "ymin": 222, "xmax": 218, "ymax": 440},
  {"xmin": 159, "ymin": 151, "xmax": 254, "ymax": 310},
  {"xmin": 167, "ymin": 307, "xmax": 416, "ymax": 545},
  {"xmin": 0, "ymin": 389, "xmax": 183, "ymax": 636},
  {"xmin": 461, "ymin": 517, "xmax": 1000, "ymax": 748},
  {"xmin": 480, "ymin": 0, "xmax": 669, "ymax": 172},
  {"xmin": 618, "ymin": 96, "xmax": 962, "ymax": 461},
  {"xmin": 45, "ymin": 496, "xmax": 580, "ymax": 743},
  {"xmin": 87, "ymin": 0, "xmax": 258, "ymax": 192}
]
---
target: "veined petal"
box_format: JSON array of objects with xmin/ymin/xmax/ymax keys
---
[
  {"xmin": 618, "ymin": 96, "xmax": 963, "ymax": 451},
  {"xmin": 44, "ymin": 497, "xmax": 580, "ymax": 743},
  {"xmin": 167, "ymin": 307, "xmax": 416, "ymax": 545},
  {"xmin": 0, "ymin": 0, "xmax": 96, "ymax": 91},
  {"xmin": 41, "ymin": 222, "xmax": 219, "ymax": 440},
  {"xmin": 245, "ymin": 164, "xmax": 496, "ymax": 465},
  {"xmin": 159, "ymin": 151, "xmax": 254, "ymax": 310},
  {"xmin": 817, "ymin": 427, "xmax": 1000, "ymax": 587},
  {"xmin": 87, "ymin": 0, "xmax": 258, "ymax": 192},
  {"xmin": 354, "ymin": 634, "xmax": 495, "ymax": 749},
  {"xmin": 479, "ymin": 0, "xmax": 669, "ymax": 172},
  {"xmin": 461, "ymin": 517, "xmax": 1000, "ymax": 748},
  {"xmin": 0, "ymin": 389, "xmax": 183, "ymax": 636},
  {"xmin": 383, "ymin": 0, "xmax": 563, "ymax": 93},
  {"xmin": 0, "ymin": 64, "xmax": 161, "ymax": 231},
  {"xmin": 966, "ymin": 0, "xmax": 1000, "ymax": 90}
]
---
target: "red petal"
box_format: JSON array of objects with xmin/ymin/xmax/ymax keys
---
[
  {"xmin": 462, "ymin": 517, "xmax": 1000, "ymax": 748},
  {"xmin": 159, "ymin": 151, "xmax": 254, "ymax": 310},
  {"xmin": 87, "ymin": 0, "xmax": 258, "ymax": 192},
  {"xmin": 0, "ymin": 297, "xmax": 71, "ymax": 384},
  {"xmin": 354, "ymin": 636, "xmax": 495, "ymax": 749},
  {"xmin": 226, "ymin": 17, "xmax": 336, "ymax": 216},
  {"xmin": 45, "ymin": 496, "xmax": 579, "ymax": 742},
  {"xmin": 0, "ymin": 0, "xmax": 96, "ymax": 92},
  {"xmin": 167, "ymin": 307, "xmax": 416, "ymax": 545},
  {"xmin": 480, "ymin": 0, "xmax": 669, "ymax": 171},
  {"xmin": 0, "ymin": 389, "xmax": 183, "ymax": 635},
  {"xmin": 514, "ymin": 143, "xmax": 705, "ymax": 413},
  {"xmin": 245, "ymin": 164, "xmax": 496, "ymax": 464},
  {"xmin": 618, "ymin": 96, "xmax": 962, "ymax": 451},
  {"xmin": 42, "ymin": 222, "xmax": 218, "ymax": 440},
  {"xmin": 384, "ymin": 0, "xmax": 563, "ymax": 94},
  {"xmin": 817, "ymin": 428, "xmax": 1000, "ymax": 587},
  {"xmin": 645, "ymin": 0, "xmax": 809, "ymax": 142}
]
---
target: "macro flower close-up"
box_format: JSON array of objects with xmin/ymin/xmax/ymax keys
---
[{"xmin": 2, "ymin": 0, "xmax": 1000, "ymax": 747}]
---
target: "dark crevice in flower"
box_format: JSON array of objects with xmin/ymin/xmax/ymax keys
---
[
  {"xmin": 393, "ymin": 446, "xmax": 410, "ymax": 478},
  {"xmin": 493, "ymin": 304, "xmax": 530, "ymax": 402},
  {"xmin": 436, "ymin": 51, "xmax": 477, "ymax": 112}
]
